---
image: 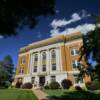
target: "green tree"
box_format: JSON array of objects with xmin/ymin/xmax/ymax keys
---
[
  {"xmin": 0, "ymin": 0, "xmax": 55, "ymax": 36},
  {"xmin": 3, "ymin": 55, "xmax": 14, "ymax": 82},
  {"xmin": 79, "ymin": 16, "xmax": 100, "ymax": 81},
  {"xmin": 0, "ymin": 55, "xmax": 14, "ymax": 85},
  {"xmin": 0, "ymin": 61, "xmax": 7, "ymax": 82}
]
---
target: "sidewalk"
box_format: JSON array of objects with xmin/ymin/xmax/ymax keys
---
[{"xmin": 32, "ymin": 88, "xmax": 49, "ymax": 100}]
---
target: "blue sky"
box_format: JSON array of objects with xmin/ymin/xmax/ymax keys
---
[{"xmin": 0, "ymin": 0, "xmax": 100, "ymax": 67}]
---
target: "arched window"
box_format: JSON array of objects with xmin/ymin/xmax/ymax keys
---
[
  {"xmin": 33, "ymin": 66, "xmax": 37, "ymax": 72},
  {"xmin": 21, "ymin": 56, "xmax": 25, "ymax": 64},
  {"xmin": 51, "ymin": 50, "xmax": 56, "ymax": 59},
  {"xmin": 42, "ymin": 52, "xmax": 46, "ymax": 60},
  {"xmin": 42, "ymin": 52, "xmax": 46, "ymax": 72},
  {"xmin": 34, "ymin": 54, "xmax": 38, "ymax": 61},
  {"xmin": 51, "ymin": 49, "xmax": 56, "ymax": 71},
  {"xmin": 33, "ymin": 53, "xmax": 38, "ymax": 73}
]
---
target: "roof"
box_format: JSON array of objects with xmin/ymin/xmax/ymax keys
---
[{"xmin": 19, "ymin": 32, "xmax": 82, "ymax": 53}]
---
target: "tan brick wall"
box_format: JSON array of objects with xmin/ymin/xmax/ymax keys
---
[
  {"xmin": 65, "ymin": 42, "xmax": 82, "ymax": 71},
  {"xmin": 60, "ymin": 46, "xmax": 67, "ymax": 71},
  {"xmin": 65, "ymin": 45, "xmax": 72, "ymax": 71},
  {"xmin": 84, "ymin": 74, "xmax": 91, "ymax": 83},
  {"xmin": 60, "ymin": 41, "xmax": 83, "ymax": 72},
  {"xmin": 16, "ymin": 53, "xmax": 29, "ymax": 75},
  {"xmin": 67, "ymin": 73, "xmax": 74, "ymax": 83},
  {"xmin": 60, "ymin": 40, "xmax": 91, "ymax": 83}
]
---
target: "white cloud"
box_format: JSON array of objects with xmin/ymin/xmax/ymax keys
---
[
  {"xmin": 51, "ymin": 23, "xmax": 96, "ymax": 37},
  {"xmin": 51, "ymin": 19, "xmax": 68, "ymax": 28},
  {"xmin": 65, "ymin": 24, "xmax": 96, "ymax": 35},
  {"xmin": 50, "ymin": 28, "xmax": 60, "ymax": 36},
  {"xmin": 51, "ymin": 10, "xmax": 90, "ymax": 28},
  {"xmin": 0, "ymin": 35, "xmax": 3, "ymax": 39},
  {"xmin": 71, "ymin": 13, "xmax": 81, "ymax": 21},
  {"xmin": 50, "ymin": 10, "xmax": 93, "ymax": 37}
]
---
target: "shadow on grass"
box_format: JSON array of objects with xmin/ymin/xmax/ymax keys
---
[{"xmin": 48, "ymin": 91, "xmax": 100, "ymax": 100}]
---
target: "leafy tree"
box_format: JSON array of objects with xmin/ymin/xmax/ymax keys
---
[
  {"xmin": 0, "ymin": 61, "xmax": 7, "ymax": 82},
  {"xmin": 3, "ymin": 55, "xmax": 14, "ymax": 82},
  {"xmin": 0, "ymin": 0, "xmax": 55, "ymax": 36},
  {"xmin": 79, "ymin": 16, "xmax": 100, "ymax": 81},
  {"xmin": 0, "ymin": 55, "xmax": 14, "ymax": 85}
]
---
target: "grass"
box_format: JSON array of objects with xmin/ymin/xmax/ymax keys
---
[
  {"xmin": 44, "ymin": 89, "xmax": 68, "ymax": 97},
  {"xmin": 0, "ymin": 89, "xmax": 38, "ymax": 100},
  {"xmin": 44, "ymin": 89, "xmax": 100, "ymax": 100}
]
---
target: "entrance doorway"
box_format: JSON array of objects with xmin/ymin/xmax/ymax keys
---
[{"xmin": 39, "ymin": 76, "xmax": 45, "ymax": 86}]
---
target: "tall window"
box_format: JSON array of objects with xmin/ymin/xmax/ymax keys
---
[
  {"xmin": 71, "ymin": 48, "xmax": 79, "ymax": 56},
  {"xmin": 51, "ymin": 49, "xmax": 56, "ymax": 71},
  {"xmin": 42, "ymin": 65, "xmax": 46, "ymax": 71},
  {"xmin": 33, "ymin": 53, "xmax": 38, "ymax": 73},
  {"xmin": 42, "ymin": 52, "xmax": 46, "ymax": 60},
  {"xmin": 19, "ymin": 67, "xmax": 24, "ymax": 74},
  {"xmin": 34, "ymin": 54, "xmax": 38, "ymax": 62},
  {"xmin": 33, "ymin": 66, "xmax": 37, "ymax": 72},
  {"xmin": 72, "ymin": 60, "xmax": 80, "ymax": 69},
  {"xmin": 42, "ymin": 52, "xmax": 46, "ymax": 72},
  {"xmin": 21, "ymin": 56, "xmax": 25, "ymax": 64},
  {"xmin": 51, "ymin": 50, "xmax": 56, "ymax": 59}
]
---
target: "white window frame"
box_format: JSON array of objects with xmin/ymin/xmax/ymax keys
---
[
  {"xmin": 42, "ymin": 65, "xmax": 46, "ymax": 72},
  {"xmin": 34, "ymin": 53, "xmax": 38, "ymax": 62},
  {"xmin": 74, "ymin": 74, "xmax": 84, "ymax": 84},
  {"xmin": 21, "ymin": 57, "xmax": 25, "ymax": 64},
  {"xmin": 71, "ymin": 48, "xmax": 79, "ymax": 56},
  {"xmin": 19, "ymin": 67, "xmax": 24, "ymax": 74},
  {"xmin": 51, "ymin": 49, "xmax": 56, "ymax": 71},
  {"xmin": 72, "ymin": 60, "xmax": 80, "ymax": 69},
  {"xmin": 52, "ymin": 63, "xmax": 56, "ymax": 71},
  {"xmin": 33, "ymin": 66, "xmax": 37, "ymax": 72}
]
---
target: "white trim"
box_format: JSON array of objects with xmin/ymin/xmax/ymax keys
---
[{"xmin": 67, "ymin": 71, "xmax": 80, "ymax": 74}]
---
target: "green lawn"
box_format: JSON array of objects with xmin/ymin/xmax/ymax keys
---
[
  {"xmin": 0, "ymin": 89, "xmax": 38, "ymax": 100},
  {"xmin": 44, "ymin": 89, "xmax": 100, "ymax": 100}
]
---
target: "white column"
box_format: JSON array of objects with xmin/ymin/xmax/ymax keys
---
[
  {"xmin": 30, "ymin": 53, "xmax": 33, "ymax": 74},
  {"xmin": 56, "ymin": 47, "xmax": 61, "ymax": 72},
  {"xmin": 49, "ymin": 49, "xmax": 52, "ymax": 73},
  {"xmin": 37, "ymin": 51, "xmax": 41, "ymax": 74},
  {"xmin": 46, "ymin": 49, "xmax": 50, "ymax": 74},
  {"xmin": 59, "ymin": 46, "xmax": 63, "ymax": 72},
  {"xmin": 27, "ymin": 53, "xmax": 31, "ymax": 74},
  {"xmin": 46, "ymin": 49, "xmax": 50, "ymax": 84}
]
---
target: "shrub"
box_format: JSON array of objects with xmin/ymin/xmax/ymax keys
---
[
  {"xmin": 5, "ymin": 81, "xmax": 11, "ymax": 88},
  {"xmin": 0, "ymin": 81, "xmax": 11, "ymax": 88},
  {"xmin": 22, "ymin": 82, "xmax": 33, "ymax": 89},
  {"xmin": 15, "ymin": 81, "xmax": 22, "ymax": 88},
  {"xmin": 85, "ymin": 82, "xmax": 97, "ymax": 90},
  {"xmin": 75, "ymin": 86, "xmax": 82, "ymax": 91},
  {"xmin": 49, "ymin": 81, "xmax": 60, "ymax": 89},
  {"xmin": 93, "ymin": 81, "xmax": 100, "ymax": 89},
  {"xmin": 61, "ymin": 79, "xmax": 72, "ymax": 89},
  {"xmin": 44, "ymin": 85, "xmax": 50, "ymax": 89}
]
